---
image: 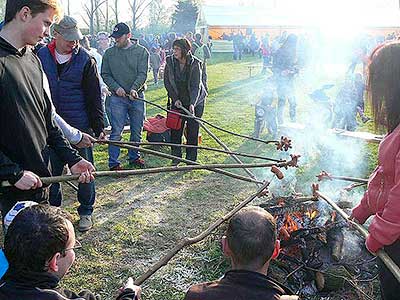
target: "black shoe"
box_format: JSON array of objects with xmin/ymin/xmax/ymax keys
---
[
  {"xmin": 110, "ymin": 164, "xmax": 123, "ymax": 171},
  {"xmin": 129, "ymin": 158, "xmax": 145, "ymax": 169}
]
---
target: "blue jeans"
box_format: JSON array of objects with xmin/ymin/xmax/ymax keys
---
[
  {"xmin": 108, "ymin": 94, "xmax": 145, "ymax": 168},
  {"xmin": 49, "ymin": 146, "xmax": 95, "ymax": 216}
]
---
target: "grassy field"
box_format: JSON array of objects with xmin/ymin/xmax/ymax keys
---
[{"xmin": 60, "ymin": 53, "xmax": 380, "ymax": 300}]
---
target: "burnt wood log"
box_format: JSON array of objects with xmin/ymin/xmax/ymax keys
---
[
  {"xmin": 315, "ymin": 265, "xmax": 350, "ymax": 292},
  {"xmin": 263, "ymin": 202, "xmax": 319, "ymax": 216},
  {"xmin": 280, "ymin": 222, "xmax": 347, "ymax": 248},
  {"xmin": 328, "ymin": 228, "xmax": 344, "ymax": 262},
  {"xmin": 313, "ymin": 185, "xmax": 400, "ymax": 283}
]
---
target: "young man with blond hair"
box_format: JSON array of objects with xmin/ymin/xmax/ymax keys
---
[{"xmin": 0, "ymin": 0, "xmax": 95, "ymax": 219}]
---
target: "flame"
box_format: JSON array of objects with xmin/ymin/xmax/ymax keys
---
[
  {"xmin": 279, "ymin": 213, "xmax": 302, "ymax": 241},
  {"xmin": 305, "ymin": 209, "xmax": 319, "ymax": 220},
  {"xmin": 277, "ymin": 207, "xmax": 321, "ymax": 241}
]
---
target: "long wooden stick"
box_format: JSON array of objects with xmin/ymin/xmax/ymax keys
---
[
  {"xmin": 327, "ymin": 176, "xmax": 368, "ymax": 184},
  {"xmin": 317, "ymin": 171, "xmax": 368, "ymax": 184},
  {"xmin": 179, "ymin": 106, "xmax": 261, "ymax": 186},
  {"xmin": 134, "ymin": 180, "xmax": 272, "ymax": 285},
  {"xmin": 134, "ymin": 97, "xmax": 280, "ymax": 145},
  {"xmin": 1, "ymin": 162, "xmax": 290, "ymax": 187},
  {"xmin": 104, "ymin": 139, "xmax": 263, "ymax": 184},
  {"xmin": 312, "ymin": 185, "xmax": 400, "ymax": 283},
  {"xmin": 99, "ymin": 140, "xmax": 284, "ymax": 163}
]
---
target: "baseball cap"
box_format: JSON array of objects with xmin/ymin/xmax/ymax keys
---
[
  {"xmin": 53, "ymin": 16, "xmax": 83, "ymax": 42},
  {"xmin": 110, "ymin": 23, "xmax": 131, "ymax": 39}
]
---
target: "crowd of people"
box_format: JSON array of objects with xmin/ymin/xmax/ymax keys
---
[
  {"xmin": 227, "ymin": 29, "xmax": 400, "ymax": 132},
  {"xmin": 0, "ymin": 0, "xmax": 399, "ymax": 299}
]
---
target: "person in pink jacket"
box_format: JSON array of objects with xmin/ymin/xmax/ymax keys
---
[{"xmin": 351, "ymin": 42, "xmax": 400, "ymax": 300}]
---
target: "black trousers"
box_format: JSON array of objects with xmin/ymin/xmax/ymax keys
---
[
  {"xmin": 171, "ymin": 105, "xmax": 204, "ymax": 162},
  {"xmin": 378, "ymin": 239, "xmax": 400, "ymax": 300}
]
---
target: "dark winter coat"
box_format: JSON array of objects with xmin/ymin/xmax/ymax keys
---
[
  {"xmin": 164, "ymin": 54, "xmax": 208, "ymax": 107},
  {"xmin": 183, "ymin": 270, "xmax": 295, "ymax": 300},
  {"xmin": 0, "ymin": 270, "xmax": 136, "ymax": 300},
  {"xmin": 0, "ymin": 37, "xmax": 81, "ymax": 197}
]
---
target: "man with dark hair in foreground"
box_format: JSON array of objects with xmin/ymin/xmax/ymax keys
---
[
  {"xmin": 184, "ymin": 206, "xmax": 298, "ymax": 300},
  {"xmin": 0, "ymin": 0, "xmax": 95, "ymax": 220},
  {"xmin": 0, "ymin": 204, "xmax": 141, "ymax": 300}
]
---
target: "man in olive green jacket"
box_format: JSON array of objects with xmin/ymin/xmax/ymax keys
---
[{"xmin": 101, "ymin": 22, "xmax": 149, "ymax": 170}]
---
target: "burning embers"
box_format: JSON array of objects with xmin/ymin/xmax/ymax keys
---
[
  {"xmin": 260, "ymin": 195, "xmax": 378, "ymax": 297},
  {"xmin": 279, "ymin": 209, "xmax": 320, "ymax": 239}
]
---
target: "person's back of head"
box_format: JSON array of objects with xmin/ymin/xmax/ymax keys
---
[
  {"xmin": 4, "ymin": 204, "xmax": 72, "ymax": 276},
  {"xmin": 80, "ymin": 35, "xmax": 90, "ymax": 51},
  {"xmin": 194, "ymin": 33, "xmax": 202, "ymax": 43},
  {"xmin": 224, "ymin": 206, "xmax": 278, "ymax": 271}
]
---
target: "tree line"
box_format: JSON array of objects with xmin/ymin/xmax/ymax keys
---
[{"xmin": 0, "ymin": 0, "xmax": 200, "ymax": 35}]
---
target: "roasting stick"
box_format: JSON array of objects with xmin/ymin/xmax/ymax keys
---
[
  {"xmin": 134, "ymin": 168, "xmax": 285, "ymax": 285},
  {"xmin": 317, "ymin": 171, "xmax": 368, "ymax": 184},
  {"xmin": 0, "ymin": 159, "xmax": 300, "ymax": 188},
  {"xmin": 312, "ymin": 184, "xmax": 400, "ymax": 283},
  {"xmin": 132, "ymin": 96, "xmax": 288, "ymax": 147},
  {"xmin": 101, "ymin": 139, "xmax": 263, "ymax": 184},
  {"xmin": 178, "ymin": 105, "xmax": 261, "ymax": 186},
  {"xmin": 99, "ymin": 140, "xmax": 284, "ymax": 163}
]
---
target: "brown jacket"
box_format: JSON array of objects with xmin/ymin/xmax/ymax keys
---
[{"xmin": 183, "ymin": 270, "xmax": 296, "ymax": 300}]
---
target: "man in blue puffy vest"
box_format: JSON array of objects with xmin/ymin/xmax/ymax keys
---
[{"xmin": 38, "ymin": 16, "xmax": 105, "ymax": 232}]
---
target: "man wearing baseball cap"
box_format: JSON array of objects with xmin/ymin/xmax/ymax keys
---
[
  {"xmin": 102, "ymin": 22, "xmax": 149, "ymax": 170},
  {"xmin": 37, "ymin": 16, "xmax": 106, "ymax": 232}
]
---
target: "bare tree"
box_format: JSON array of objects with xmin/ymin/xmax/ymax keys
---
[
  {"xmin": 82, "ymin": 0, "xmax": 107, "ymax": 35},
  {"xmin": 105, "ymin": 0, "xmax": 109, "ymax": 31},
  {"xmin": 148, "ymin": 0, "xmax": 172, "ymax": 32},
  {"xmin": 110, "ymin": 0, "xmax": 119, "ymax": 25},
  {"xmin": 128, "ymin": 0, "xmax": 153, "ymax": 31},
  {"xmin": 95, "ymin": 0, "xmax": 101, "ymax": 32}
]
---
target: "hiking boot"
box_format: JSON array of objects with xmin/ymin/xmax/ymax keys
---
[
  {"xmin": 110, "ymin": 164, "xmax": 123, "ymax": 171},
  {"xmin": 78, "ymin": 215, "xmax": 93, "ymax": 232},
  {"xmin": 129, "ymin": 158, "xmax": 145, "ymax": 169}
]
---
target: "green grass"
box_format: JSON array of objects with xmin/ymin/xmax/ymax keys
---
[{"xmin": 60, "ymin": 53, "xmax": 380, "ymax": 300}]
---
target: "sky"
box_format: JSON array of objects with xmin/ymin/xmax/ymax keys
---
[{"xmin": 65, "ymin": 0, "xmax": 400, "ymax": 29}]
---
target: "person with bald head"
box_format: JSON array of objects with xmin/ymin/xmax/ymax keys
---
[{"xmin": 183, "ymin": 206, "xmax": 298, "ymax": 300}]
